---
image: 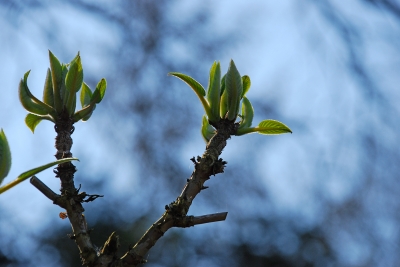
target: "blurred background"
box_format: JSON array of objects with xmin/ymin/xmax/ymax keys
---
[{"xmin": 0, "ymin": 0, "xmax": 399, "ymax": 266}]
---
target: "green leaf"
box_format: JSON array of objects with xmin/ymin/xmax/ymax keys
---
[
  {"xmin": 220, "ymin": 74, "xmax": 226, "ymax": 96},
  {"xmin": 225, "ymin": 60, "xmax": 243, "ymax": 121},
  {"xmin": 168, "ymin": 72, "xmax": 206, "ymax": 96},
  {"xmin": 25, "ymin": 114, "xmax": 55, "ymax": 133},
  {"xmin": 65, "ymin": 53, "xmax": 83, "ymax": 115},
  {"xmin": 80, "ymin": 82, "xmax": 93, "ymax": 108},
  {"xmin": 219, "ymin": 89, "xmax": 228, "ymax": 119},
  {"xmin": 61, "ymin": 64, "xmax": 69, "ymax": 106},
  {"xmin": 169, "ymin": 72, "xmax": 212, "ymax": 118},
  {"xmin": 25, "ymin": 114, "xmax": 43, "ymax": 133},
  {"xmin": 92, "ymin": 78, "xmax": 107, "ymax": 104},
  {"xmin": 72, "ymin": 102, "xmax": 97, "ymax": 123},
  {"xmin": 256, "ymin": 120, "xmax": 292, "ymax": 135},
  {"xmin": 241, "ymin": 75, "xmax": 251, "ymax": 98},
  {"xmin": 19, "ymin": 71, "xmax": 56, "ymax": 117},
  {"xmin": 0, "ymin": 129, "xmax": 11, "ymax": 185},
  {"xmin": 238, "ymin": 96, "xmax": 254, "ymax": 129},
  {"xmin": 42, "ymin": 68, "xmax": 54, "ymax": 107},
  {"xmin": 206, "ymin": 61, "xmax": 221, "ymax": 123},
  {"xmin": 0, "ymin": 158, "xmax": 79, "ymax": 194},
  {"xmin": 201, "ymin": 115, "xmax": 216, "ymax": 143},
  {"xmin": 49, "ymin": 50, "xmax": 63, "ymax": 113}
]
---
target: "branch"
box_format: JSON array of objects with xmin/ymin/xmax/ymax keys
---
[
  {"xmin": 174, "ymin": 212, "xmax": 228, "ymax": 227},
  {"xmin": 30, "ymin": 176, "xmax": 66, "ymax": 209},
  {"xmin": 119, "ymin": 119, "xmax": 237, "ymax": 266}
]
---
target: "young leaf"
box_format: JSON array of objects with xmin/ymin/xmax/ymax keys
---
[
  {"xmin": 241, "ymin": 75, "xmax": 251, "ymax": 98},
  {"xmin": 0, "ymin": 129, "xmax": 11, "ymax": 185},
  {"xmin": 219, "ymin": 89, "xmax": 228, "ymax": 119},
  {"xmin": 225, "ymin": 60, "xmax": 243, "ymax": 121},
  {"xmin": 256, "ymin": 120, "xmax": 292, "ymax": 135},
  {"xmin": 201, "ymin": 115, "xmax": 216, "ymax": 143},
  {"xmin": 72, "ymin": 103, "xmax": 97, "ymax": 123},
  {"xmin": 206, "ymin": 61, "xmax": 221, "ymax": 123},
  {"xmin": 80, "ymin": 82, "xmax": 92, "ymax": 108},
  {"xmin": 49, "ymin": 50, "xmax": 63, "ymax": 113},
  {"xmin": 238, "ymin": 96, "xmax": 254, "ymax": 129},
  {"xmin": 61, "ymin": 64, "xmax": 69, "ymax": 106},
  {"xmin": 19, "ymin": 71, "xmax": 55, "ymax": 117},
  {"xmin": 65, "ymin": 53, "xmax": 83, "ymax": 115},
  {"xmin": 168, "ymin": 72, "xmax": 206, "ymax": 96},
  {"xmin": 220, "ymin": 74, "xmax": 226, "ymax": 96},
  {"xmin": 91, "ymin": 78, "xmax": 107, "ymax": 104},
  {"xmin": 25, "ymin": 114, "xmax": 43, "ymax": 133},
  {"xmin": 0, "ymin": 158, "xmax": 78, "ymax": 194},
  {"xmin": 42, "ymin": 68, "xmax": 54, "ymax": 107},
  {"xmin": 169, "ymin": 72, "xmax": 213, "ymax": 118}
]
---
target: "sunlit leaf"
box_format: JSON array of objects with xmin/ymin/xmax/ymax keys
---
[
  {"xmin": 238, "ymin": 96, "xmax": 254, "ymax": 129},
  {"xmin": 169, "ymin": 72, "xmax": 212, "ymax": 118},
  {"xmin": 49, "ymin": 50, "xmax": 63, "ymax": 113},
  {"xmin": 42, "ymin": 68, "xmax": 54, "ymax": 107},
  {"xmin": 80, "ymin": 82, "xmax": 92, "ymax": 108},
  {"xmin": 201, "ymin": 115, "xmax": 216, "ymax": 143},
  {"xmin": 241, "ymin": 75, "xmax": 251, "ymax": 98},
  {"xmin": 0, "ymin": 129, "xmax": 11, "ymax": 185},
  {"xmin": 206, "ymin": 61, "xmax": 221, "ymax": 123},
  {"xmin": 220, "ymin": 74, "xmax": 226, "ymax": 96},
  {"xmin": 0, "ymin": 158, "xmax": 78, "ymax": 194},
  {"xmin": 256, "ymin": 120, "xmax": 292, "ymax": 135},
  {"xmin": 168, "ymin": 72, "xmax": 206, "ymax": 96},
  {"xmin": 92, "ymin": 78, "xmax": 107, "ymax": 104},
  {"xmin": 19, "ymin": 71, "xmax": 55, "ymax": 117},
  {"xmin": 65, "ymin": 53, "xmax": 83, "ymax": 115},
  {"xmin": 72, "ymin": 103, "xmax": 96, "ymax": 123},
  {"xmin": 225, "ymin": 60, "xmax": 243, "ymax": 121},
  {"xmin": 25, "ymin": 114, "xmax": 44, "ymax": 133}
]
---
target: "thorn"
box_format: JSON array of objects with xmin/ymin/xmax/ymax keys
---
[
  {"xmin": 201, "ymin": 186, "xmax": 209, "ymax": 190},
  {"xmin": 190, "ymin": 157, "xmax": 196, "ymax": 163}
]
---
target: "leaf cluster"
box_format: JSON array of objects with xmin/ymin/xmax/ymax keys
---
[
  {"xmin": 169, "ymin": 60, "xmax": 292, "ymax": 142},
  {"xmin": 19, "ymin": 50, "xmax": 107, "ymax": 132}
]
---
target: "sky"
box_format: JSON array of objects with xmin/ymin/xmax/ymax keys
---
[{"xmin": 0, "ymin": 1, "xmax": 400, "ymax": 266}]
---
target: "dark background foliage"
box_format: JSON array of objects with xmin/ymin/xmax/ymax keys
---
[{"xmin": 0, "ymin": 1, "xmax": 399, "ymax": 266}]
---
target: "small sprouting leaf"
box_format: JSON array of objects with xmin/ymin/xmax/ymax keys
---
[
  {"xmin": 238, "ymin": 96, "xmax": 254, "ymax": 129},
  {"xmin": 49, "ymin": 50, "xmax": 63, "ymax": 113},
  {"xmin": 201, "ymin": 115, "xmax": 216, "ymax": 143},
  {"xmin": 72, "ymin": 103, "xmax": 97, "ymax": 123},
  {"xmin": 220, "ymin": 74, "xmax": 226, "ymax": 96},
  {"xmin": 91, "ymin": 78, "xmax": 107, "ymax": 104},
  {"xmin": 168, "ymin": 72, "xmax": 206, "ymax": 96},
  {"xmin": 80, "ymin": 82, "xmax": 92, "ymax": 108},
  {"xmin": 256, "ymin": 120, "xmax": 292, "ymax": 135},
  {"xmin": 219, "ymin": 89, "xmax": 228, "ymax": 119},
  {"xmin": 241, "ymin": 75, "xmax": 251, "ymax": 98},
  {"xmin": 25, "ymin": 114, "xmax": 43, "ymax": 133},
  {"xmin": 25, "ymin": 114, "xmax": 55, "ymax": 133},
  {"xmin": 0, "ymin": 158, "xmax": 79, "ymax": 194},
  {"xmin": 206, "ymin": 61, "xmax": 221, "ymax": 123},
  {"xmin": 61, "ymin": 64, "xmax": 69, "ymax": 106},
  {"xmin": 42, "ymin": 68, "xmax": 54, "ymax": 107},
  {"xmin": 0, "ymin": 129, "xmax": 11, "ymax": 185},
  {"xmin": 19, "ymin": 71, "xmax": 55, "ymax": 117},
  {"xmin": 169, "ymin": 72, "xmax": 212, "ymax": 119},
  {"xmin": 65, "ymin": 53, "xmax": 83, "ymax": 115},
  {"xmin": 225, "ymin": 60, "xmax": 243, "ymax": 121}
]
